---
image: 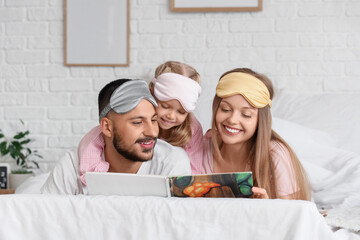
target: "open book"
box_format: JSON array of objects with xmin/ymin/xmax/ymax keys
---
[{"xmin": 85, "ymin": 171, "xmax": 253, "ymax": 198}]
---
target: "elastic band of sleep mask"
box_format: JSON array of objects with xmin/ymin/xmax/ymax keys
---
[
  {"xmin": 151, "ymin": 72, "xmax": 201, "ymax": 112},
  {"xmin": 216, "ymin": 72, "xmax": 272, "ymax": 108},
  {"xmin": 99, "ymin": 79, "xmax": 158, "ymax": 122}
]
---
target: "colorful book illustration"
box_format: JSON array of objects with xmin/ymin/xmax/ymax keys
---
[
  {"xmin": 85, "ymin": 171, "xmax": 253, "ymax": 198},
  {"xmin": 169, "ymin": 172, "xmax": 253, "ymax": 198}
]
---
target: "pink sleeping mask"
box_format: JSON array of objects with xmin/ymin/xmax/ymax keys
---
[{"xmin": 151, "ymin": 73, "xmax": 202, "ymax": 112}]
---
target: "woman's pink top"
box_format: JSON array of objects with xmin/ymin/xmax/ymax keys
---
[{"xmin": 198, "ymin": 130, "xmax": 297, "ymax": 197}]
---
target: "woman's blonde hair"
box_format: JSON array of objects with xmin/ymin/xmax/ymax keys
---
[
  {"xmin": 152, "ymin": 61, "xmax": 200, "ymax": 147},
  {"xmin": 211, "ymin": 68, "xmax": 311, "ymax": 200}
]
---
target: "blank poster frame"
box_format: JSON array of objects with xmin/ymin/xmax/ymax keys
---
[
  {"xmin": 64, "ymin": 0, "xmax": 129, "ymax": 67},
  {"xmin": 170, "ymin": 0, "xmax": 262, "ymax": 12}
]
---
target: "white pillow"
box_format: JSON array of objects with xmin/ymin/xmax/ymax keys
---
[
  {"xmin": 15, "ymin": 173, "xmax": 50, "ymax": 194},
  {"xmin": 272, "ymin": 92, "xmax": 360, "ymax": 155},
  {"xmin": 272, "ymin": 117, "xmax": 335, "ymax": 186},
  {"xmin": 273, "ymin": 117, "xmax": 337, "ymax": 148}
]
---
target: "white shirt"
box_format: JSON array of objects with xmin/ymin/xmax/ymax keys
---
[{"xmin": 41, "ymin": 139, "xmax": 191, "ymax": 195}]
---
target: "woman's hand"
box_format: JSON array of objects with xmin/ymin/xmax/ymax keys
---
[{"xmin": 252, "ymin": 187, "xmax": 269, "ymax": 199}]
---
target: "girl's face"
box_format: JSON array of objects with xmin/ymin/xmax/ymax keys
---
[
  {"xmin": 156, "ymin": 99, "xmax": 188, "ymax": 130},
  {"xmin": 215, "ymin": 95, "xmax": 258, "ymax": 146}
]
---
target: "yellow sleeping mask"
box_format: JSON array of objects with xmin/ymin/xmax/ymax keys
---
[{"xmin": 216, "ymin": 72, "xmax": 272, "ymax": 108}]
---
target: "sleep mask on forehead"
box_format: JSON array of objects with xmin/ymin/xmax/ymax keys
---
[
  {"xmin": 151, "ymin": 72, "xmax": 201, "ymax": 112},
  {"xmin": 216, "ymin": 72, "xmax": 272, "ymax": 108},
  {"xmin": 99, "ymin": 79, "xmax": 158, "ymax": 122}
]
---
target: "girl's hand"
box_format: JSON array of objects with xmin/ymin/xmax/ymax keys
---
[{"xmin": 252, "ymin": 187, "xmax": 269, "ymax": 199}]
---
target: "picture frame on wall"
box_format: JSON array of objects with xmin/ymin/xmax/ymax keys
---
[
  {"xmin": 170, "ymin": 0, "xmax": 262, "ymax": 12},
  {"xmin": 64, "ymin": 0, "xmax": 129, "ymax": 67}
]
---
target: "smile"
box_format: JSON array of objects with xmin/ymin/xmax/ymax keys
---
[
  {"xmin": 224, "ymin": 125, "xmax": 242, "ymax": 135},
  {"xmin": 137, "ymin": 140, "xmax": 155, "ymax": 149},
  {"xmin": 160, "ymin": 117, "xmax": 175, "ymax": 125}
]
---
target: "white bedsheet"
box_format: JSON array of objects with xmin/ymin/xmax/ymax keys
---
[{"xmin": 0, "ymin": 194, "xmax": 334, "ymax": 240}]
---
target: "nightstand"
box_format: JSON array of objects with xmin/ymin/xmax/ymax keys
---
[{"xmin": 0, "ymin": 189, "xmax": 15, "ymax": 194}]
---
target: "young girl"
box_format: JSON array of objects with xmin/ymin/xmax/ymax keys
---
[
  {"xmin": 200, "ymin": 68, "xmax": 311, "ymax": 200},
  {"xmin": 149, "ymin": 61, "xmax": 204, "ymax": 174},
  {"xmin": 77, "ymin": 61, "xmax": 203, "ymax": 186}
]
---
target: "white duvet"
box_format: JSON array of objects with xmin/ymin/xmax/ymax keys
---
[{"xmin": 0, "ymin": 195, "xmax": 333, "ymax": 240}]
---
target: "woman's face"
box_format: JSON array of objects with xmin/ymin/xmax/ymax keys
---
[
  {"xmin": 215, "ymin": 95, "xmax": 258, "ymax": 145},
  {"xmin": 156, "ymin": 99, "xmax": 188, "ymax": 130}
]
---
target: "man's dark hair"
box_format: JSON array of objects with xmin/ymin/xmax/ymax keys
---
[{"xmin": 98, "ymin": 79, "xmax": 132, "ymax": 116}]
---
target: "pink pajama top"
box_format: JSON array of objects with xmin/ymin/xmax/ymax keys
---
[
  {"xmin": 193, "ymin": 130, "xmax": 297, "ymax": 197},
  {"xmin": 77, "ymin": 126, "xmax": 109, "ymax": 186},
  {"xmin": 183, "ymin": 115, "xmax": 204, "ymax": 174}
]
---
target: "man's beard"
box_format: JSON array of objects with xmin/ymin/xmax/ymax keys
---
[{"xmin": 112, "ymin": 132, "xmax": 157, "ymax": 162}]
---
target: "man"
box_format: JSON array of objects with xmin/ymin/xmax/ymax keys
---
[{"xmin": 41, "ymin": 79, "xmax": 191, "ymax": 194}]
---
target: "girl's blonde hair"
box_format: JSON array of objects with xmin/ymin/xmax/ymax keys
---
[
  {"xmin": 152, "ymin": 61, "xmax": 200, "ymax": 147},
  {"xmin": 211, "ymin": 68, "xmax": 311, "ymax": 200}
]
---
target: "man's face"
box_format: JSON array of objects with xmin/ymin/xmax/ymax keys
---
[{"xmin": 111, "ymin": 99, "xmax": 159, "ymax": 162}]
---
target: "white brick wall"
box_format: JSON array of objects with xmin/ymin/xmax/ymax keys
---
[{"xmin": 0, "ymin": 0, "xmax": 359, "ymax": 169}]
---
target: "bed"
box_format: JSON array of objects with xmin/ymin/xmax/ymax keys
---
[{"xmin": 1, "ymin": 91, "xmax": 360, "ymax": 239}]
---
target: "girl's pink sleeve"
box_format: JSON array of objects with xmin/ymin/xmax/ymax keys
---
[
  {"xmin": 184, "ymin": 116, "xmax": 205, "ymax": 174},
  {"xmin": 78, "ymin": 125, "xmax": 109, "ymax": 186}
]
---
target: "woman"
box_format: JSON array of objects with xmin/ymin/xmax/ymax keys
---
[{"xmin": 197, "ymin": 68, "xmax": 311, "ymax": 200}]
